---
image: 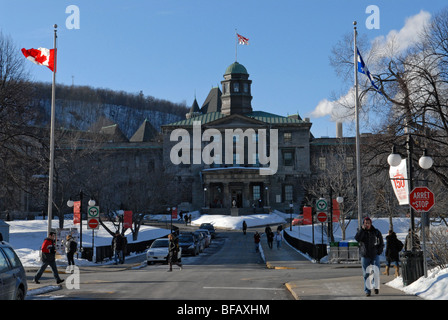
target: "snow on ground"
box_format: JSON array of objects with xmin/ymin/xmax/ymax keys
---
[{"xmin": 3, "ymin": 212, "xmax": 448, "ymax": 299}]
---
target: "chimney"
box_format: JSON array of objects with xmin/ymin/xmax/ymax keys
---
[{"xmin": 336, "ymin": 122, "xmax": 343, "ymax": 138}]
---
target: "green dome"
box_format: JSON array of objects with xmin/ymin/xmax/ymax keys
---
[{"xmin": 225, "ymin": 62, "xmax": 248, "ymax": 75}]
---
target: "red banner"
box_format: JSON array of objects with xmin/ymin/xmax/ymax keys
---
[
  {"xmin": 332, "ymin": 199, "xmax": 340, "ymax": 222},
  {"xmin": 303, "ymin": 206, "xmax": 312, "ymax": 225},
  {"xmin": 171, "ymin": 207, "xmax": 178, "ymax": 219},
  {"xmin": 124, "ymin": 210, "xmax": 133, "ymax": 229},
  {"xmin": 73, "ymin": 201, "xmax": 81, "ymax": 224}
]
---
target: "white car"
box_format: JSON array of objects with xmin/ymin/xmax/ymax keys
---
[{"xmin": 146, "ymin": 238, "xmax": 182, "ymax": 264}]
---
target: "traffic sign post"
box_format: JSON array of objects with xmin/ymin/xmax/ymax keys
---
[
  {"xmin": 87, "ymin": 206, "xmax": 100, "ymax": 262},
  {"xmin": 87, "ymin": 206, "xmax": 100, "ymax": 230}
]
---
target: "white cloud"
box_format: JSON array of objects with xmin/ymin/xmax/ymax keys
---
[
  {"xmin": 310, "ymin": 88, "xmax": 356, "ymax": 122},
  {"xmin": 373, "ymin": 10, "xmax": 431, "ymax": 58}
]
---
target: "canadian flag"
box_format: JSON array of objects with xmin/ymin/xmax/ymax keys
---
[
  {"xmin": 21, "ymin": 47, "xmax": 56, "ymax": 72},
  {"xmin": 237, "ymin": 33, "xmax": 249, "ymax": 45}
]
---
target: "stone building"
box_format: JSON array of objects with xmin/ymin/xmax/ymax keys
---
[
  {"xmin": 2, "ymin": 61, "xmax": 358, "ymax": 218},
  {"xmin": 162, "ymin": 62, "xmax": 313, "ymax": 214}
]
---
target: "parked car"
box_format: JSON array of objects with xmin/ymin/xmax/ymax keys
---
[
  {"xmin": 0, "ymin": 241, "xmax": 27, "ymax": 300},
  {"xmin": 197, "ymin": 229, "xmax": 211, "ymax": 247},
  {"xmin": 292, "ymin": 215, "xmax": 304, "ymax": 226},
  {"xmin": 193, "ymin": 231, "xmax": 206, "ymax": 252},
  {"xmin": 178, "ymin": 233, "xmax": 200, "ymax": 256},
  {"xmin": 146, "ymin": 238, "xmax": 182, "ymax": 264},
  {"xmin": 199, "ymin": 223, "xmax": 216, "ymax": 239}
]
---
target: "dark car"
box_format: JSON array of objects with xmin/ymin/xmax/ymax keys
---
[
  {"xmin": 0, "ymin": 241, "xmax": 27, "ymax": 300},
  {"xmin": 178, "ymin": 233, "xmax": 200, "ymax": 256},
  {"xmin": 199, "ymin": 223, "xmax": 216, "ymax": 239}
]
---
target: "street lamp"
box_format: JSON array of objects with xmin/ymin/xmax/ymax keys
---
[
  {"xmin": 289, "ymin": 202, "xmax": 294, "ymax": 231},
  {"xmin": 67, "ymin": 191, "xmax": 96, "ymax": 253},
  {"xmin": 388, "ymin": 138, "xmax": 433, "ymax": 281}
]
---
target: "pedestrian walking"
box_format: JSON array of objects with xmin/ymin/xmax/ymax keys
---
[
  {"xmin": 65, "ymin": 234, "xmax": 77, "ymax": 272},
  {"xmin": 355, "ymin": 217, "xmax": 384, "ymax": 296},
  {"xmin": 265, "ymin": 226, "xmax": 273, "ymax": 249},
  {"xmin": 242, "ymin": 220, "xmax": 247, "ymax": 235},
  {"xmin": 404, "ymin": 228, "xmax": 420, "ymax": 251},
  {"xmin": 167, "ymin": 233, "xmax": 182, "ymax": 271},
  {"xmin": 33, "ymin": 232, "xmax": 64, "ymax": 284},
  {"xmin": 254, "ymin": 231, "xmax": 261, "ymax": 252},
  {"xmin": 275, "ymin": 230, "xmax": 283, "ymax": 249},
  {"xmin": 111, "ymin": 231, "xmax": 125, "ymax": 264},
  {"xmin": 384, "ymin": 230, "xmax": 403, "ymax": 277}
]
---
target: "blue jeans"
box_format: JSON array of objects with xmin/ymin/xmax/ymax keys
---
[
  {"xmin": 34, "ymin": 259, "xmax": 62, "ymax": 282},
  {"xmin": 114, "ymin": 250, "xmax": 124, "ymax": 264},
  {"xmin": 361, "ymin": 256, "xmax": 380, "ymax": 294}
]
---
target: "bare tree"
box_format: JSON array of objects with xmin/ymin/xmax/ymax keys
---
[{"xmin": 0, "ymin": 31, "xmax": 47, "ymax": 213}]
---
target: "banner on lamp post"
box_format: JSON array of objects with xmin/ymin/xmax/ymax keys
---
[
  {"xmin": 389, "ymin": 159, "xmax": 409, "ymax": 205},
  {"xmin": 124, "ymin": 210, "xmax": 133, "ymax": 229},
  {"xmin": 73, "ymin": 201, "xmax": 81, "ymax": 225},
  {"xmin": 302, "ymin": 206, "xmax": 312, "ymax": 225}
]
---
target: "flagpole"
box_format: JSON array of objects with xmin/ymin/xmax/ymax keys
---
[
  {"xmin": 354, "ymin": 21, "xmax": 362, "ymax": 230},
  {"xmin": 235, "ymin": 29, "xmax": 238, "ymax": 62},
  {"xmin": 47, "ymin": 24, "xmax": 57, "ymax": 236}
]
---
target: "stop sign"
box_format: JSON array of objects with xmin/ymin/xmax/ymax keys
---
[
  {"xmin": 409, "ymin": 187, "xmax": 435, "ymax": 212},
  {"xmin": 317, "ymin": 212, "xmax": 327, "ymax": 222}
]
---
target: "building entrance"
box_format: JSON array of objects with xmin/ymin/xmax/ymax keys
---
[{"xmin": 230, "ymin": 187, "xmax": 243, "ymax": 208}]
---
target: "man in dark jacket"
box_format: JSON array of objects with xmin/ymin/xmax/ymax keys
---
[
  {"xmin": 355, "ymin": 217, "xmax": 384, "ymax": 296},
  {"xmin": 112, "ymin": 231, "xmax": 125, "ymax": 264},
  {"xmin": 34, "ymin": 232, "xmax": 64, "ymax": 284}
]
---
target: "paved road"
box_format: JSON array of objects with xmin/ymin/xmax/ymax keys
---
[
  {"xmin": 26, "ymin": 229, "xmax": 292, "ymax": 300},
  {"xmin": 26, "ymin": 225, "xmax": 421, "ymax": 301}
]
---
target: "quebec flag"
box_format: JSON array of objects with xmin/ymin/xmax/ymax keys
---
[{"xmin": 357, "ymin": 48, "xmax": 382, "ymax": 95}]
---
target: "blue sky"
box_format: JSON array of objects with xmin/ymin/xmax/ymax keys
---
[{"xmin": 1, "ymin": 0, "xmax": 447, "ymax": 138}]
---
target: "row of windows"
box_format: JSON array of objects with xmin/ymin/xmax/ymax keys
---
[
  {"xmin": 223, "ymin": 82, "xmax": 250, "ymax": 94},
  {"xmin": 251, "ymin": 185, "xmax": 293, "ymax": 202},
  {"xmin": 318, "ymin": 156, "xmax": 354, "ymax": 170}
]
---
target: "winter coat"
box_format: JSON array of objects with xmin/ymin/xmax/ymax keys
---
[
  {"xmin": 41, "ymin": 237, "xmax": 56, "ymax": 263},
  {"xmin": 267, "ymin": 231, "xmax": 274, "ymax": 242},
  {"xmin": 111, "ymin": 234, "xmax": 124, "ymax": 251},
  {"xmin": 168, "ymin": 238, "xmax": 179, "ymax": 263},
  {"xmin": 404, "ymin": 232, "xmax": 421, "ymax": 251},
  {"xmin": 355, "ymin": 226, "xmax": 384, "ymax": 259},
  {"xmin": 385, "ymin": 232, "xmax": 403, "ymax": 261},
  {"xmin": 65, "ymin": 237, "xmax": 77, "ymax": 254}
]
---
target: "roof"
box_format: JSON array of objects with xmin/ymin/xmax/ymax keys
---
[
  {"xmin": 201, "ymin": 87, "xmax": 222, "ymax": 113},
  {"xmin": 130, "ymin": 119, "xmax": 158, "ymax": 142},
  {"xmin": 189, "ymin": 98, "xmax": 200, "ymax": 114},
  {"xmin": 162, "ymin": 110, "xmax": 309, "ymax": 128},
  {"xmin": 99, "ymin": 124, "xmax": 128, "ymax": 142},
  {"xmin": 225, "ymin": 62, "xmax": 248, "ymax": 75}
]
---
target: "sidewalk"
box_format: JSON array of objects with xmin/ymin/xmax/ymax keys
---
[
  {"xmin": 259, "ymin": 232, "xmax": 422, "ymax": 300},
  {"xmin": 25, "ymin": 256, "xmax": 144, "ymax": 297}
]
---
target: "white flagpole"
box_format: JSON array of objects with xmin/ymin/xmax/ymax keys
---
[
  {"xmin": 354, "ymin": 21, "xmax": 363, "ymax": 229},
  {"xmin": 47, "ymin": 24, "xmax": 57, "ymax": 236},
  {"xmin": 235, "ymin": 29, "xmax": 238, "ymax": 62}
]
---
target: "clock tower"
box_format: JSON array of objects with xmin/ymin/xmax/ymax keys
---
[{"xmin": 221, "ymin": 62, "xmax": 253, "ymax": 115}]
